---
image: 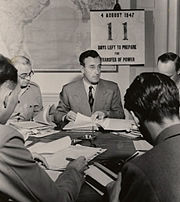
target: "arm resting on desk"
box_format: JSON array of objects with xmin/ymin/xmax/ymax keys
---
[{"xmin": 0, "ymin": 126, "xmax": 84, "ymax": 202}]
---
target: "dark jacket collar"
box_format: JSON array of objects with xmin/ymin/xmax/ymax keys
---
[{"xmin": 155, "ymin": 124, "xmax": 180, "ymax": 145}]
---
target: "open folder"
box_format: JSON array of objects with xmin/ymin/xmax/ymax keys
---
[{"xmin": 28, "ymin": 136, "xmax": 106, "ymax": 170}]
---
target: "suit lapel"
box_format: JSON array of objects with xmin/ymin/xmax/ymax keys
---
[
  {"xmin": 94, "ymin": 79, "xmax": 107, "ymax": 112},
  {"xmin": 74, "ymin": 80, "xmax": 92, "ymax": 116}
]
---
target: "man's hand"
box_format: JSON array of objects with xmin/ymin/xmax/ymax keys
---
[
  {"xmin": 106, "ymin": 173, "xmax": 122, "ymax": 202},
  {"xmin": 65, "ymin": 110, "xmax": 77, "ymax": 122},
  {"xmin": 32, "ymin": 152, "xmax": 49, "ymax": 169},
  {"xmin": 91, "ymin": 111, "xmax": 106, "ymax": 121},
  {"xmin": 66, "ymin": 156, "xmax": 88, "ymax": 174}
]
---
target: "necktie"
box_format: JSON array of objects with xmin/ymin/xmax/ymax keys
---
[{"xmin": 89, "ymin": 86, "xmax": 94, "ymax": 112}]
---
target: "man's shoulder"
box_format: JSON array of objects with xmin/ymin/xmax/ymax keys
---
[
  {"xmin": 0, "ymin": 125, "xmax": 23, "ymax": 147},
  {"xmin": 28, "ymin": 81, "xmax": 40, "ymax": 89},
  {"xmin": 63, "ymin": 79, "xmax": 83, "ymax": 90},
  {"xmin": 100, "ymin": 79, "xmax": 118, "ymax": 88}
]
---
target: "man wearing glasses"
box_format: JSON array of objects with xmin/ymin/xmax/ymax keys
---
[{"xmin": 10, "ymin": 56, "xmax": 43, "ymax": 121}]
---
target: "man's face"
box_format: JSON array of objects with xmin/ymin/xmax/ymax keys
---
[
  {"xmin": 18, "ymin": 64, "xmax": 33, "ymax": 88},
  {"xmin": 0, "ymin": 82, "xmax": 20, "ymax": 124},
  {"xmin": 81, "ymin": 56, "xmax": 101, "ymax": 84},
  {"xmin": 157, "ymin": 60, "xmax": 177, "ymax": 78}
]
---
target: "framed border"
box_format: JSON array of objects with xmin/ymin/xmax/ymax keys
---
[{"xmin": 33, "ymin": 65, "xmax": 118, "ymax": 73}]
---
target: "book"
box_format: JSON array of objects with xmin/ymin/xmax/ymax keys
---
[
  {"xmin": 85, "ymin": 162, "xmax": 118, "ymax": 195},
  {"xmin": 28, "ymin": 136, "xmax": 106, "ymax": 170}
]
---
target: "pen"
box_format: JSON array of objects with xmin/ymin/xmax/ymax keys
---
[
  {"xmin": 66, "ymin": 157, "xmax": 75, "ymax": 161},
  {"xmin": 125, "ymin": 151, "xmax": 139, "ymax": 162}
]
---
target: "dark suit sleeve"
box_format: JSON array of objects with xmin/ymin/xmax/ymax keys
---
[
  {"xmin": 108, "ymin": 84, "xmax": 125, "ymax": 119},
  {"xmin": 0, "ymin": 128, "xmax": 84, "ymax": 202},
  {"xmin": 119, "ymin": 162, "xmax": 159, "ymax": 202},
  {"xmin": 54, "ymin": 86, "xmax": 71, "ymax": 124}
]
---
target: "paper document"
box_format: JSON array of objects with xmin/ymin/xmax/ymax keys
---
[
  {"xmin": 63, "ymin": 113, "xmax": 98, "ymax": 130},
  {"xmin": 97, "ymin": 118, "xmax": 137, "ymax": 131},
  {"xmin": 133, "ymin": 140, "xmax": 153, "ymax": 151},
  {"xmin": 63, "ymin": 113, "xmax": 137, "ymax": 132},
  {"xmin": 9, "ymin": 121, "xmax": 51, "ymax": 130},
  {"xmin": 28, "ymin": 136, "xmax": 71, "ymax": 153},
  {"xmin": 9, "ymin": 120, "xmax": 58, "ymax": 139},
  {"xmin": 33, "ymin": 104, "xmax": 56, "ymax": 127},
  {"xmin": 28, "ymin": 136, "xmax": 106, "ymax": 170}
]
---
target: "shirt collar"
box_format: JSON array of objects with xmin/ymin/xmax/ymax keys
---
[
  {"xmin": 155, "ymin": 124, "xmax": 180, "ymax": 145},
  {"xmin": 19, "ymin": 83, "xmax": 31, "ymax": 97},
  {"xmin": 83, "ymin": 78, "xmax": 97, "ymax": 92}
]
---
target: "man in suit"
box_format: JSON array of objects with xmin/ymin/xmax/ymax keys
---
[
  {"xmin": 0, "ymin": 54, "xmax": 87, "ymax": 202},
  {"xmin": 107, "ymin": 72, "xmax": 180, "ymax": 202},
  {"xmin": 54, "ymin": 50, "xmax": 125, "ymax": 125},
  {"xmin": 157, "ymin": 52, "xmax": 180, "ymax": 90}
]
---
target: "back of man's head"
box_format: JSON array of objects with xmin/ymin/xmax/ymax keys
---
[
  {"xmin": 79, "ymin": 50, "xmax": 101, "ymax": 66},
  {"xmin": 124, "ymin": 72, "xmax": 179, "ymax": 124},
  {"xmin": 0, "ymin": 54, "xmax": 17, "ymax": 88},
  {"xmin": 158, "ymin": 52, "xmax": 180, "ymax": 72}
]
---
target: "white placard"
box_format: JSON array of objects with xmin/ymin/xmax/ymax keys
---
[{"xmin": 90, "ymin": 10, "xmax": 145, "ymax": 65}]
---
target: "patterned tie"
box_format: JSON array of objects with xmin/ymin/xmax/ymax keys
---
[{"xmin": 89, "ymin": 86, "xmax": 94, "ymax": 112}]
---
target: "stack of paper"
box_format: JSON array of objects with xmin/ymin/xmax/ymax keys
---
[
  {"xmin": 28, "ymin": 136, "xmax": 106, "ymax": 170},
  {"xmin": 63, "ymin": 113, "xmax": 137, "ymax": 132},
  {"xmin": 97, "ymin": 118, "xmax": 137, "ymax": 132},
  {"xmin": 9, "ymin": 120, "xmax": 58, "ymax": 139},
  {"xmin": 63, "ymin": 113, "xmax": 98, "ymax": 131}
]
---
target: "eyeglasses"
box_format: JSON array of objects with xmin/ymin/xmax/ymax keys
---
[{"xmin": 19, "ymin": 70, "xmax": 34, "ymax": 79}]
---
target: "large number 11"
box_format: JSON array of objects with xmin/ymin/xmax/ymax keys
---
[{"xmin": 107, "ymin": 22, "xmax": 128, "ymax": 40}]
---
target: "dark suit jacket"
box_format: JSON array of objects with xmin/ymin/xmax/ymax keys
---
[
  {"xmin": 54, "ymin": 79, "xmax": 125, "ymax": 124},
  {"xmin": 0, "ymin": 125, "xmax": 84, "ymax": 202},
  {"xmin": 119, "ymin": 124, "xmax": 180, "ymax": 202}
]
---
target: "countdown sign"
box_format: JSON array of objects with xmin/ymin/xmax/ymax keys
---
[{"xmin": 90, "ymin": 10, "xmax": 145, "ymax": 65}]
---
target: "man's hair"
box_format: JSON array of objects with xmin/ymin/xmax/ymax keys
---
[
  {"xmin": 158, "ymin": 52, "xmax": 180, "ymax": 72},
  {"xmin": 124, "ymin": 72, "xmax": 179, "ymax": 124},
  {"xmin": 11, "ymin": 55, "xmax": 31, "ymax": 68},
  {"xmin": 79, "ymin": 50, "xmax": 101, "ymax": 66},
  {"xmin": 0, "ymin": 54, "xmax": 17, "ymax": 87}
]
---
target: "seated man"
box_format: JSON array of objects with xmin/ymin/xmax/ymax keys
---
[
  {"xmin": 10, "ymin": 55, "xmax": 43, "ymax": 121},
  {"xmin": 108, "ymin": 72, "xmax": 180, "ymax": 202},
  {"xmin": 54, "ymin": 50, "xmax": 125, "ymax": 125},
  {"xmin": 0, "ymin": 54, "xmax": 87, "ymax": 201},
  {"xmin": 157, "ymin": 52, "xmax": 180, "ymax": 89}
]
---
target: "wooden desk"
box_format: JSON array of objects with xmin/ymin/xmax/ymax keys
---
[{"xmin": 28, "ymin": 130, "xmax": 136, "ymax": 202}]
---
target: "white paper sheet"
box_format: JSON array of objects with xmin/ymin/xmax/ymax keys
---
[
  {"xmin": 28, "ymin": 136, "xmax": 71, "ymax": 153},
  {"xmin": 63, "ymin": 113, "xmax": 97, "ymax": 130},
  {"xmin": 97, "ymin": 118, "xmax": 137, "ymax": 131},
  {"xmin": 44, "ymin": 145, "xmax": 106, "ymax": 170},
  {"xmin": 133, "ymin": 140, "xmax": 153, "ymax": 151}
]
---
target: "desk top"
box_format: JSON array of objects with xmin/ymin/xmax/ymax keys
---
[{"xmin": 27, "ymin": 130, "xmax": 136, "ymax": 202}]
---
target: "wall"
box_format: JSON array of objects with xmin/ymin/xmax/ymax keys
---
[
  {"xmin": 32, "ymin": 0, "xmax": 178, "ymax": 112},
  {"xmin": 32, "ymin": 0, "xmax": 132, "ymax": 108}
]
